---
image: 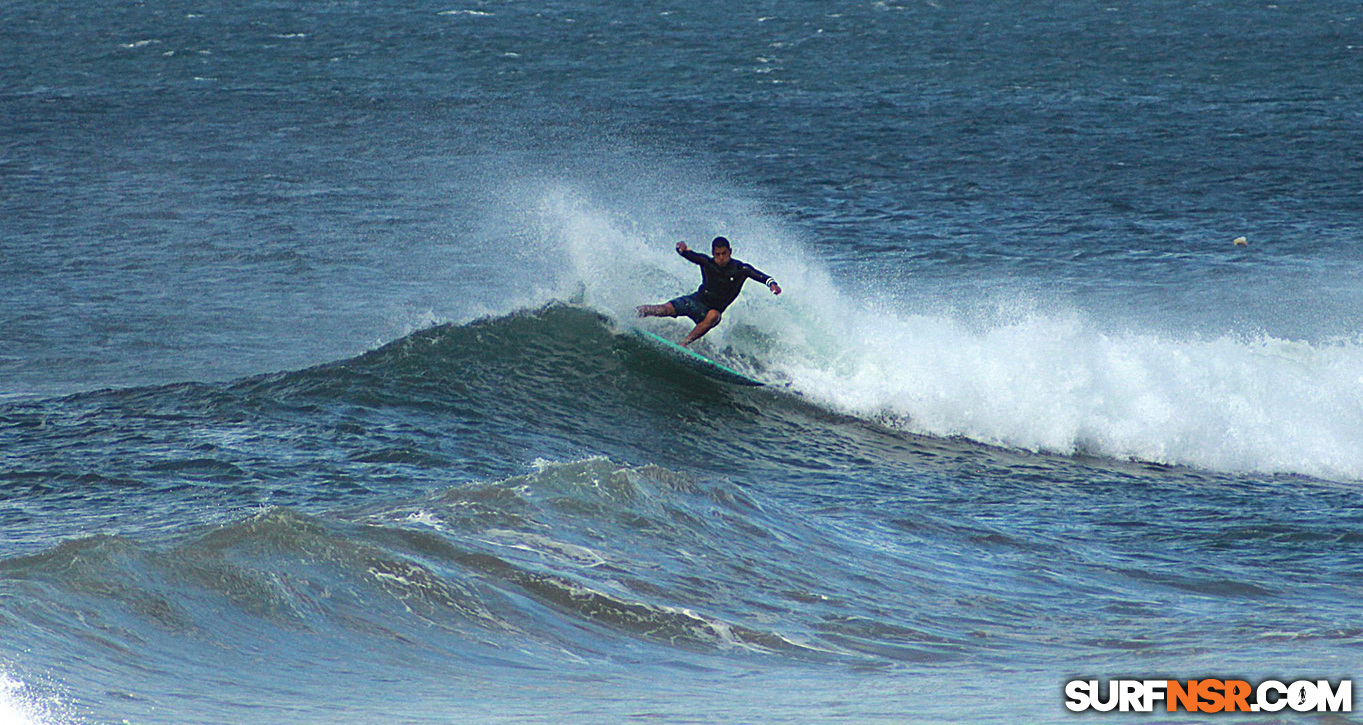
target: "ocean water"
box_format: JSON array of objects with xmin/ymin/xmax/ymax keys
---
[{"xmin": 3, "ymin": 0, "xmax": 1362, "ymax": 722}]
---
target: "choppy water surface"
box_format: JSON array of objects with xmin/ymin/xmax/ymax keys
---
[{"xmin": 2, "ymin": 0, "xmax": 1361, "ymax": 722}]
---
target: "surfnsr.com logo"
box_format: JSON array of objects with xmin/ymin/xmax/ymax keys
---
[{"xmin": 1065, "ymin": 679, "xmax": 1352, "ymax": 713}]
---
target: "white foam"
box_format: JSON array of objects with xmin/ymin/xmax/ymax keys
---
[
  {"xmin": 0, "ymin": 674, "xmax": 62, "ymax": 725},
  {"xmin": 482, "ymin": 530, "xmax": 608, "ymax": 568},
  {"xmin": 530, "ymin": 186, "xmax": 1363, "ymax": 482},
  {"xmin": 767, "ymin": 295, "xmax": 1363, "ymax": 481}
]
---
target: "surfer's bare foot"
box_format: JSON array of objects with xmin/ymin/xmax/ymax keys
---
[{"xmin": 636, "ymin": 303, "xmax": 674, "ymax": 318}]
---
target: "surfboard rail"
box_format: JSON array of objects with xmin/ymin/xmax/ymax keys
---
[{"xmin": 630, "ymin": 329, "xmax": 765, "ymax": 386}]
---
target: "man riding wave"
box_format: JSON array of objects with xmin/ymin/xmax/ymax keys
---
[{"xmin": 636, "ymin": 236, "xmax": 782, "ymax": 346}]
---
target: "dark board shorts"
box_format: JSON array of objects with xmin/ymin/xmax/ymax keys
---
[{"xmin": 668, "ymin": 293, "xmax": 715, "ymax": 324}]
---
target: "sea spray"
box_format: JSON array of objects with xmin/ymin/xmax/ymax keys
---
[
  {"xmin": 529, "ymin": 190, "xmax": 1363, "ymax": 480},
  {"xmin": 0, "ymin": 673, "xmax": 65, "ymax": 725}
]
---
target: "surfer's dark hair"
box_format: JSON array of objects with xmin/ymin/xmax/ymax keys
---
[{"xmin": 711, "ymin": 236, "xmax": 731, "ymax": 251}]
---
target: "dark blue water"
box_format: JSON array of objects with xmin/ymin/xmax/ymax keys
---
[{"xmin": 3, "ymin": 1, "xmax": 1362, "ymax": 722}]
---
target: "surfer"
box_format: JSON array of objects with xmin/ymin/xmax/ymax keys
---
[{"xmin": 636, "ymin": 236, "xmax": 781, "ymax": 346}]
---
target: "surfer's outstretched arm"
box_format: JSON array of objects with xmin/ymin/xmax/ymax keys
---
[
  {"xmin": 737, "ymin": 262, "xmax": 782, "ymax": 295},
  {"xmin": 677, "ymin": 241, "xmax": 709, "ymax": 266}
]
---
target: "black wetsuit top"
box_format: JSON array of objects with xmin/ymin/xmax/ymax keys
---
[{"xmin": 679, "ymin": 248, "xmax": 773, "ymax": 312}]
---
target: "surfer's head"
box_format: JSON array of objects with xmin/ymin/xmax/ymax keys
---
[{"xmin": 711, "ymin": 236, "xmax": 731, "ymax": 265}]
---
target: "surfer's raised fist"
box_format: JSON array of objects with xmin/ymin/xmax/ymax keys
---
[{"xmin": 676, "ymin": 241, "xmax": 688, "ymax": 253}]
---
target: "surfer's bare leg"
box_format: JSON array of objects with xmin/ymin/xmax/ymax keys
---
[
  {"xmin": 682, "ymin": 309, "xmax": 722, "ymax": 346},
  {"xmin": 636, "ymin": 303, "xmax": 676, "ymax": 317}
]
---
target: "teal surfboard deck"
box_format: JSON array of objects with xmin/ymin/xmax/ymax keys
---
[{"xmin": 631, "ymin": 329, "xmax": 765, "ymax": 387}]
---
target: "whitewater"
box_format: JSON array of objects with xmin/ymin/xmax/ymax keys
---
[
  {"xmin": 529, "ymin": 188, "xmax": 1363, "ymax": 482},
  {"xmin": 3, "ymin": 0, "xmax": 1362, "ymax": 722}
]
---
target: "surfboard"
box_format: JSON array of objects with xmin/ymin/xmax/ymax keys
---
[{"xmin": 630, "ymin": 329, "xmax": 765, "ymax": 387}]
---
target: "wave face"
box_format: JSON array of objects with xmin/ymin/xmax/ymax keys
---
[
  {"xmin": 4, "ymin": 0, "xmax": 1363, "ymax": 720},
  {"xmin": 531, "ymin": 190, "xmax": 1363, "ymax": 483},
  {"xmin": 5, "ymin": 308, "xmax": 1363, "ymax": 723}
]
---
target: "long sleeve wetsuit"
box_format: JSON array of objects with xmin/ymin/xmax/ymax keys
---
[{"xmin": 679, "ymin": 248, "xmax": 774, "ymax": 312}]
